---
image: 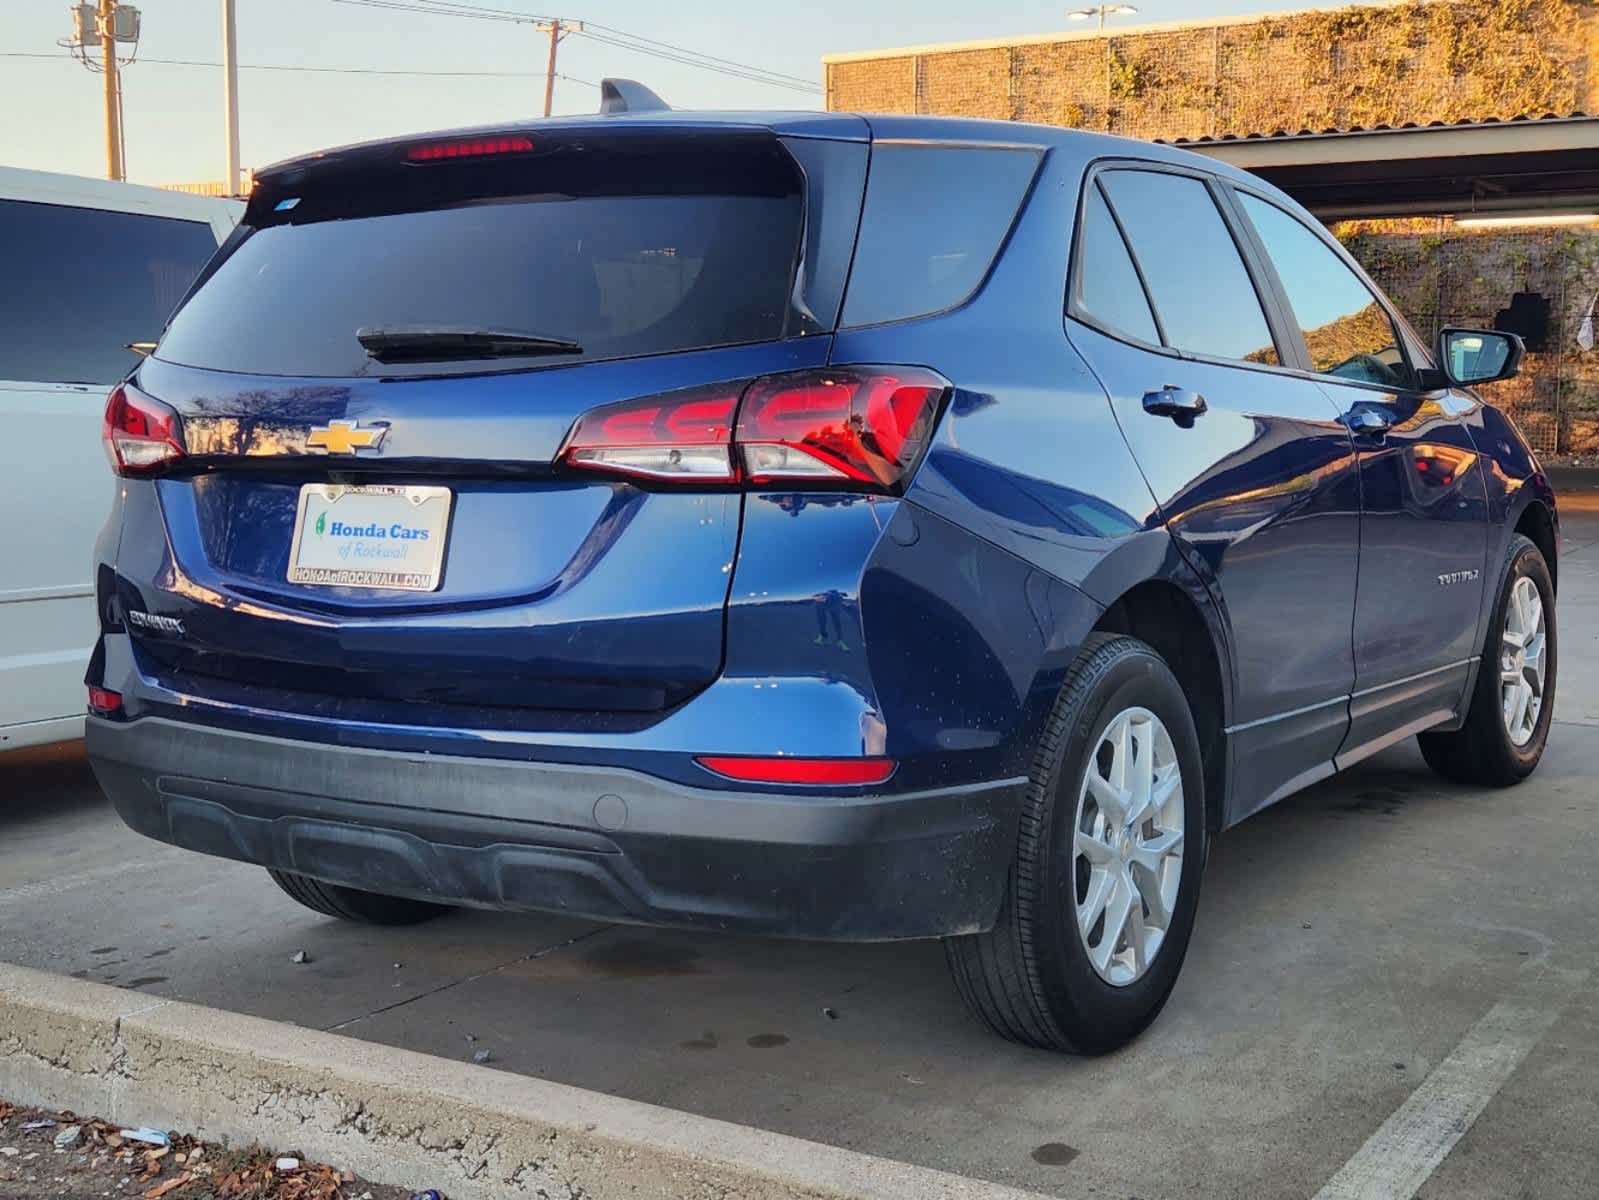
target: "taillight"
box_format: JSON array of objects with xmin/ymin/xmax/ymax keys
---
[
  {"xmin": 103, "ymin": 382, "xmax": 186, "ymax": 476},
  {"xmin": 561, "ymin": 384, "xmax": 742, "ymax": 483},
  {"xmin": 87, "ymin": 686, "xmax": 122, "ymax": 715},
  {"xmin": 737, "ymin": 367, "xmax": 945, "ymax": 487},
  {"xmin": 558, "ymin": 367, "xmax": 948, "ymax": 493},
  {"xmin": 696, "ymin": 755, "xmax": 897, "ymax": 786}
]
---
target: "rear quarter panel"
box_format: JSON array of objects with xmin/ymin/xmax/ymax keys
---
[{"xmin": 825, "ymin": 137, "xmax": 1214, "ymax": 774}]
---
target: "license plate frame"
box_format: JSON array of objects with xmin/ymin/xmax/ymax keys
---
[{"xmin": 286, "ymin": 483, "xmax": 453, "ymax": 592}]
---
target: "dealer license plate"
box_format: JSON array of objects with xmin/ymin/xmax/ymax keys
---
[{"xmin": 287, "ymin": 483, "xmax": 453, "ymax": 591}]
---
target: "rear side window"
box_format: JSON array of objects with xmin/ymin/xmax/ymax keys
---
[
  {"xmin": 1098, "ymin": 170, "xmax": 1278, "ymax": 366},
  {"xmin": 0, "ymin": 199, "xmax": 217, "ymax": 385},
  {"xmin": 842, "ymin": 144, "xmax": 1041, "ymax": 328},
  {"xmin": 1074, "ymin": 183, "xmax": 1160, "ymax": 345},
  {"xmin": 157, "ymin": 137, "xmax": 812, "ymax": 378},
  {"xmin": 1238, "ymin": 192, "xmax": 1415, "ymax": 390}
]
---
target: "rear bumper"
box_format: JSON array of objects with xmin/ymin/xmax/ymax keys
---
[{"xmin": 87, "ymin": 716, "xmax": 1025, "ymax": 941}]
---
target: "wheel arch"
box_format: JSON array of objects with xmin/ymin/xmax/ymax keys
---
[
  {"xmin": 1514, "ymin": 498, "xmax": 1558, "ymax": 592},
  {"xmin": 1092, "ymin": 577, "xmax": 1231, "ymax": 833}
]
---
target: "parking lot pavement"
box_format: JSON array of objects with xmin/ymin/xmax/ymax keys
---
[{"xmin": 5, "ymin": 487, "xmax": 1597, "ymax": 1200}]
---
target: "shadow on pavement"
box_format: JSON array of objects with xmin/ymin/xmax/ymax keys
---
[{"xmin": 0, "ymin": 741, "xmax": 106, "ymax": 828}]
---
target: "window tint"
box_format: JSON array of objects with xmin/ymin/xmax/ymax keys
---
[
  {"xmin": 159, "ymin": 140, "xmax": 807, "ymax": 378},
  {"xmin": 0, "ymin": 199, "xmax": 217, "ymax": 385},
  {"xmin": 1239, "ymin": 193, "xmax": 1413, "ymax": 389},
  {"xmin": 842, "ymin": 144, "xmax": 1041, "ymax": 328},
  {"xmin": 783, "ymin": 136, "xmax": 868, "ymax": 332},
  {"xmin": 1074, "ymin": 183, "xmax": 1159, "ymax": 344},
  {"xmin": 1099, "ymin": 170, "xmax": 1278, "ymax": 365}
]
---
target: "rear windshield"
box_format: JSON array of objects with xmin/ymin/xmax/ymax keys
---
[{"xmin": 156, "ymin": 135, "xmax": 811, "ymax": 378}]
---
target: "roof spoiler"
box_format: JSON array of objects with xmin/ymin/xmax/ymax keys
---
[{"xmin": 599, "ymin": 78, "xmax": 671, "ymax": 115}]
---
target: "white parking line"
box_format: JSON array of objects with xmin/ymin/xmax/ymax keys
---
[
  {"xmin": 0, "ymin": 861, "xmax": 150, "ymax": 906},
  {"xmin": 1312, "ymin": 964, "xmax": 1588, "ymax": 1200}
]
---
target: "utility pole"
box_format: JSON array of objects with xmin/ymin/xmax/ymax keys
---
[
  {"xmin": 100, "ymin": 0, "xmax": 124, "ymax": 181},
  {"xmin": 541, "ymin": 19, "xmax": 560, "ymax": 118},
  {"xmin": 535, "ymin": 19, "xmax": 582, "ymax": 117},
  {"xmin": 222, "ymin": 0, "xmax": 241, "ymax": 194}
]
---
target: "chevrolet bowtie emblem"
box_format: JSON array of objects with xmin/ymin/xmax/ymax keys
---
[{"xmin": 306, "ymin": 420, "xmax": 387, "ymax": 455}]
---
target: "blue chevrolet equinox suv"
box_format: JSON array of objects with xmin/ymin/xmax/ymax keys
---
[{"xmin": 88, "ymin": 85, "xmax": 1558, "ymax": 1052}]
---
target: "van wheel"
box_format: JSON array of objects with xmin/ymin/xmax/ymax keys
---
[
  {"xmin": 267, "ymin": 869, "xmax": 455, "ymax": 926},
  {"xmin": 945, "ymin": 634, "xmax": 1207, "ymax": 1053},
  {"xmin": 1419, "ymin": 533, "xmax": 1556, "ymax": 786}
]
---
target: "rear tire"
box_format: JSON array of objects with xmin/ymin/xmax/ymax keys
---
[
  {"xmin": 945, "ymin": 634, "xmax": 1207, "ymax": 1053},
  {"xmin": 267, "ymin": 869, "xmax": 455, "ymax": 926},
  {"xmin": 1418, "ymin": 533, "xmax": 1555, "ymax": 787}
]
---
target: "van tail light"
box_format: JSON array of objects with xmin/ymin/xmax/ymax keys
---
[
  {"xmin": 558, "ymin": 367, "xmax": 948, "ymax": 493},
  {"xmin": 87, "ymin": 686, "xmax": 123, "ymax": 715},
  {"xmin": 104, "ymin": 382, "xmax": 186, "ymax": 476},
  {"xmin": 696, "ymin": 755, "xmax": 897, "ymax": 786}
]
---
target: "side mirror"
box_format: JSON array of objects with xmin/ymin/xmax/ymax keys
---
[{"xmin": 1436, "ymin": 328, "xmax": 1523, "ymax": 388}]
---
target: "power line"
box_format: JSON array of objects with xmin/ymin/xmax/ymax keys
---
[
  {"xmin": 575, "ymin": 29, "xmax": 819, "ymax": 93},
  {"xmin": 578, "ymin": 19, "xmax": 817, "ymax": 88},
  {"xmin": 1, "ymin": 49, "xmax": 598, "ymax": 83},
  {"xmin": 327, "ymin": 0, "xmax": 820, "ymax": 93},
  {"xmin": 342, "ymin": 0, "xmax": 819, "ymax": 87}
]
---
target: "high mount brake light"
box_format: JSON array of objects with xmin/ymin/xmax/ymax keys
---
[
  {"xmin": 559, "ymin": 367, "xmax": 948, "ymax": 492},
  {"xmin": 103, "ymin": 382, "xmax": 186, "ymax": 476},
  {"xmin": 406, "ymin": 136, "xmax": 535, "ymax": 162}
]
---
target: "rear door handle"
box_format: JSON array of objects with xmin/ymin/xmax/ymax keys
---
[
  {"xmin": 1142, "ymin": 386, "xmax": 1207, "ymax": 427},
  {"xmin": 1342, "ymin": 407, "xmax": 1394, "ymax": 438}
]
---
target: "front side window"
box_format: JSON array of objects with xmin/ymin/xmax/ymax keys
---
[
  {"xmin": 0, "ymin": 199, "xmax": 217, "ymax": 385},
  {"xmin": 1239, "ymin": 192, "xmax": 1414, "ymax": 390},
  {"xmin": 1098, "ymin": 169, "xmax": 1278, "ymax": 366}
]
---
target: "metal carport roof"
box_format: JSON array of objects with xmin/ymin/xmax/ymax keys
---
[{"xmin": 1168, "ymin": 114, "xmax": 1599, "ymax": 220}]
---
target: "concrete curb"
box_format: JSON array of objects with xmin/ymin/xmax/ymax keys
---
[{"xmin": 0, "ymin": 962, "xmax": 1048, "ymax": 1200}]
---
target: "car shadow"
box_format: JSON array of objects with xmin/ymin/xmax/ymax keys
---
[{"xmin": 0, "ymin": 741, "xmax": 108, "ymax": 829}]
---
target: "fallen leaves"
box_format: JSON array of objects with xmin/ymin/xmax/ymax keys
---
[{"xmin": 1, "ymin": 1099, "xmax": 406, "ymax": 1200}]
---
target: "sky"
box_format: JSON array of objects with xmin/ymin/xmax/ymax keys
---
[{"xmin": 3, "ymin": 0, "xmax": 1358, "ymax": 187}]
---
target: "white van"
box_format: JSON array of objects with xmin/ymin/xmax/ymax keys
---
[{"xmin": 0, "ymin": 167, "xmax": 239, "ymax": 751}]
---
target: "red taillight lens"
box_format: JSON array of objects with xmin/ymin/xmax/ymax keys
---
[
  {"xmin": 103, "ymin": 382, "xmax": 186, "ymax": 476},
  {"xmin": 737, "ymin": 367, "xmax": 946, "ymax": 487},
  {"xmin": 561, "ymin": 384, "xmax": 742, "ymax": 482},
  {"xmin": 696, "ymin": 755, "xmax": 896, "ymax": 786},
  {"xmin": 87, "ymin": 686, "xmax": 122, "ymax": 715},
  {"xmin": 406, "ymin": 135, "xmax": 535, "ymax": 162},
  {"xmin": 558, "ymin": 367, "xmax": 948, "ymax": 492}
]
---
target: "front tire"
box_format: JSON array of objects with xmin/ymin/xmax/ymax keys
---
[
  {"xmin": 267, "ymin": 869, "xmax": 456, "ymax": 926},
  {"xmin": 1419, "ymin": 533, "xmax": 1556, "ymax": 787},
  {"xmin": 945, "ymin": 634, "xmax": 1207, "ymax": 1053}
]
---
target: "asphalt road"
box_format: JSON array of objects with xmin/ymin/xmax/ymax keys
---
[{"xmin": 4, "ymin": 476, "xmax": 1598, "ymax": 1200}]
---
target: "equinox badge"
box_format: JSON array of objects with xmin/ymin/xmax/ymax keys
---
[{"xmin": 306, "ymin": 420, "xmax": 388, "ymax": 455}]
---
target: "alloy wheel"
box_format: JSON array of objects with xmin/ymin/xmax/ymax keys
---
[
  {"xmin": 1500, "ymin": 575, "xmax": 1547, "ymax": 747},
  {"xmin": 1072, "ymin": 706, "xmax": 1185, "ymax": 987}
]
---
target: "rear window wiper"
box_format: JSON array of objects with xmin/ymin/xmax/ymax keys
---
[{"xmin": 356, "ymin": 325, "xmax": 583, "ymax": 363}]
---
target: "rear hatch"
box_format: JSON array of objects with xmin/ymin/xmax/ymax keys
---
[{"xmin": 122, "ymin": 124, "xmax": 866, "ymax": 721}]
